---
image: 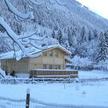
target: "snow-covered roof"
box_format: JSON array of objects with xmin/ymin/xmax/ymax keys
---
[
  {"xmin": 42, "ymin": 44, "xmax": 71, "ymax": 55},
  {"xmin": 0, "ymin": 44, "xmax": 71, "ymax": 60},
  {"xmin": 0, "ymin": 47, "xmax": 41, "ymax": 60}
]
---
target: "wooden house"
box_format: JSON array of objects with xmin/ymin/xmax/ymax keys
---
[{"xmin": 0, "ymin": 45, "xmax": 78, "ymax": 78}]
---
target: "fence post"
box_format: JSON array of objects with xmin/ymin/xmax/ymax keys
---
[{"xmin": 26, "ymin": 89, "xmax": 30, "ymax": 108}]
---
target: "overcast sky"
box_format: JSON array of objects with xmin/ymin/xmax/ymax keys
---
[{"xmin": 77, "ymin": 0, "xmax": 108, "ymax": 19}]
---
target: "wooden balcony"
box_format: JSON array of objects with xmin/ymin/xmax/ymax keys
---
[{"xmin": 30, "ymin": 69, "xmax": 78, "ymax": 78}]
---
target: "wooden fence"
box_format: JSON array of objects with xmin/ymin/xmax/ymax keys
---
[{"xmin": 30, "ymin": 69, "xmax": 78, "ymax": 78}]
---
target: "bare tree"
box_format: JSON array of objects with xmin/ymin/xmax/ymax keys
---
[
  {"xmin": 0, "ymin": 0, "xmax": 66, "ymax": 56},
  {"xmin": 0, "ymin": 17, "xmax": 25, "ymax": 52},
  {"xmin": 0, "ymin": 0, "xmax": 35, "ymax": 56},
  {"xmin": 4, "ymin": 0, "xmax": 33, "ymax": 19}
]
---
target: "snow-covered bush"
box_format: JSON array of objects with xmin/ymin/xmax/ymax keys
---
[
  {"xmin": 0, "ymin": 68, "xmax": 5, "ymax": 78},
  {"xmin": 72, "ymin": 56, "xmax": 92, "ymax": 67}
]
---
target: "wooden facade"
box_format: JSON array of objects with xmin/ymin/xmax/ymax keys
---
[
  {"xmin": 1, "ymin": 48, "xmax": 67, "ymax": 71},
  {"xmin": 1, "ymin": 46, "xmax": 78, "ymax": 78}
]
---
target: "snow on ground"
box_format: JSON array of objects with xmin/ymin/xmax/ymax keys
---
[
  {"xmin": 0, "ymin": 80, "xmax": 108, "ymax": 107},
  {"xmin": 0, "ymin": 68, "xmax": 5, "ymax": 76},
  {"xmin": 0, "ymin": 70, "xmax": 108, "ymax": 107},
  {"xmin": 79, "ymin": 70, "xmax": 108, "ymax": 79},
  {"xmin": 0, "ymin": 68, "xmax": 5, "ymax": 78}
]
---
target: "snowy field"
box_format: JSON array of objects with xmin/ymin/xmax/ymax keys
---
[
  {"xmin": 79, "ymin": 70, "xmax": 108, "ymax": 79},
  {"xmin": 0, "ymin": 70, "xmax": 108, "ymax": 107},
  {"xmin": 0, "ymin": 80, "xmax": 108, "ymax": 107}
]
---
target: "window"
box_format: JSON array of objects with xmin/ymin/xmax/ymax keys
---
[
  {"xmin": 43, "ymin": 52, "xmax": 47, "ymax": 56},
  {"xmin": 54, "ymin": 65, "xmax": 58, "ymax": 69},
  {"xmin": 54, "ymin": 65, "xmax": 61, "ymax": 69},
  {"xmin": 55, "ymin": 52, "xmax": 59, "ymax": 57},
  {"xmin": 43, "ymin": 64, "xmax": 61, "ymax": 69},
  {"xmin": 58, "ymin": 65, "xmax": 61, "ymax": 69},
  {"xmin": 43, "ymin": 64, "xmax": 47, "ymax": 69},
  {"xmin": 49, "ymin": 51, "xmax": 53, "ymax": 56},
  {"xmin": 49, "ymin": 65, "xmax": 53, "ymax": 69},
  {"xmin": 2, "ymin": 65, "xmax": 6, "ymax": 70},
  {"xmin": 34, "ymin": 64, "xmax": 37, "ymax": 67}
]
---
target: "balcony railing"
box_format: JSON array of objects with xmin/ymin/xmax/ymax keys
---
[{"xmin": 30, "ymin": 69, "xmax": 78, "ymax": 78}]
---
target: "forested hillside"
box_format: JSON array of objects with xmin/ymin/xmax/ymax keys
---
[{"xmin": 0, "ymin": 0, "xmax": 108, "ymax": 64}]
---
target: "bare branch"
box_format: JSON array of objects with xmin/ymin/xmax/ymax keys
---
[
  {"xmin": 18, "ymin": 31, "xmax": 47, "ymax": 41},
  {"xmin": 4, "ymin": 0, "xmax": 33, "ymax": 19},
  {"xmin": 29, "ymin": 42, "xmax": 42, "ymax": 50},
  {"xmin": 18, "ymin": 31, "xmax": 37, "ymax": 39},
  {"xmin": 54, "ymin": 0, "xmax": 66, "ymax": 6},
  {"xmin": 28, "ymin": 0, "xmax": 44, "ymax": 5},
  {"xmin": 0, "ymin": 16, "xmax": 25, "ymax": 52}
]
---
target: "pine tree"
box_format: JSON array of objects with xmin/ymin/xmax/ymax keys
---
[
  {"xmin": 57, "ymin": 29, "xmax": 63, "ymax": 44},
  {"xmin": 94, "ymin": 32, "xmax": 107, "ymax": 62},
  {"xmin": 80, "ymin": 26, "xmax": 86, "ymax": 42},
  {"xmin": 67, "ymin": 27, "xmax": 72, "ymax": 46},
  {"xmin": 67, "ymin": 27, "xmax": 77, "ymax": 47},
  {"xmin": 52, "ymin": 29, "xmax": 56, "ymax": 38},
  {"xmin": 88, "ymin": 30, "xmax": 92, "ymax": 41},
  {"xmin": 93, "ymin": 29, "xmax": 98, "ymax": 38},
  {"xmin": 104, "ymin": 30, "xmax": 108, "ymax": 45}
]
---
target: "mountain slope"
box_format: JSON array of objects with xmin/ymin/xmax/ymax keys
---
[
  {"xmin": 1, "ymin": 0, "xmax": 108, "ymax": 32},
  {"xmin": 62, "ymin": 0, "xmax": 108, "ymax": 30},
  {"xmin": 0, "ymin": 0, "xmax": 108, "ymax": 63}
]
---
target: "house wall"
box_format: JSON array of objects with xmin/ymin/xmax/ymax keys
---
[
  {"xmin": 1, "ymin": 58, "xmax": 29, "ymax": 74},
  {"xmin": 1, "ymin": 48, "xmax": 68, "ymax": 74},
  {"xmin": 29, "ymin": 56, "xmax": 43, "ymax": 70},
  {"xmin": 42, "ymin": 48, "xmax": 66, "ymax": 69},
  {"xmin": 29, "ymin": 48, "xmax": 66, "ymax": 71}
]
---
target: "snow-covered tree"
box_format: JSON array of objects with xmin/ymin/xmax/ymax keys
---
[
  {"xmin": 104, "ymin": 30, "xmax": 108, "ymax": 45},
  {"xmin": 67, "ymin": 27, "xmax": 77, "ymax": 47},
  {"xmin": 0, "ymin": 0, "xmax": 34, "ymax": 56},
  {"xmin": 52, "ymin": 29, "xmax": 56, "ymax": 38},
  {"xmin": 67, "ymin": 27, "xmax": 72, "ymax": 47},
  {"xmin": 93, "ymin": 29, "xmax": 98, "ymax": 38},
  {"xmin": 57, "ymin": 29, "xmax": 63, "ymax": 44},
  {"xmin": 0, "ymin": 34, "xmax": 10, "ymax": 53},
  {"xmin": 80, "ymin": 26, "xmax": 87, "ymax": 42},
  {"xmin": 94, "ymin": 32, "xmax": 108, "ymax": 62},
  {"xmin": 88, "ymin": 30, "xmax": 92, "ymax": 41}
]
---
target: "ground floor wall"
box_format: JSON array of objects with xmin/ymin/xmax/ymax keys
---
[{"xmin": 1, "ymin": 59, "xmax": 29, "ymax": 74}]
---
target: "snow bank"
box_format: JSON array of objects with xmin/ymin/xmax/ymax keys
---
[
  {"xmin": 79, "ymin": 70, "xmax": 108, "ymax": 79},
  {"xmin": 97, "ymin": 60, "xmax": 108, "ymax": 68},
  {"xmin": 0, "ymin": 68, "xmax": 5, "ymax": 78}
]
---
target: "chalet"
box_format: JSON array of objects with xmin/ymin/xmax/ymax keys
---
[{"xmin": 0, "ymin": 45, "xmax": 78, "ymax": 78}]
